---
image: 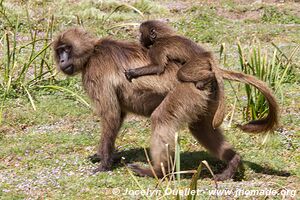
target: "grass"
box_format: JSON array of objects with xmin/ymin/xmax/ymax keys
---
[
  {"xmin": 236, "ymin": 42, "xmax": 299, "ymax": 121},
  {"xmin": 1, "ymin": 94, "xmax": 299, "ymax": 199},
  {"xmin": 0, "ymin": 0, "xmax": 299, "ymax": 199}
]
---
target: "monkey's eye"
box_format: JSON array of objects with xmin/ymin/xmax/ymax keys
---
[
  {"xmin": 56, "ymin": 45, "xmax": 71, "ymax": 55},
  {"xmin": 57, "ymin": 45, "xmax": 71, "ymax": 54},
  {"xmin": 64, "ymin": 46, "xmax": 71, "ymax": 53}
]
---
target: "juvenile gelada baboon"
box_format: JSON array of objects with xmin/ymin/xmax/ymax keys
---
[
  {"xmin": 53, "ymin": 27, "xmax": 278, "ymax": 180},
  {"xmin": 125, "ymin": 20, "xmax": 224, "ymax": 128}
]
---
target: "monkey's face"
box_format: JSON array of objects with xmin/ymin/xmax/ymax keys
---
[
  {"xmin": 139, "ymin": 20, "xmax": 175, "ymax": 48},
  {"xmin": 55, "ymin": 44, "xmax": 75, "ymax": 75},
  {"xmin": 139, "ymin": 25, "xmax": 157, "ymax": 48},
  {"xmin": 140, "ymin": 32, "xmax": 154, "ymax": 48},
  {"xmin": 53, "ymin": 28, "xmax": 96, "ymax": 76}
]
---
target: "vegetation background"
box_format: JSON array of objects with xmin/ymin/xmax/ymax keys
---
[{"xmin": 0, "ymin": 0, "xmax": 299, "ymax": 199}]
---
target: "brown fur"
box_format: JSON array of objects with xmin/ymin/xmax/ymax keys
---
[
  {"xmin": 125, "ymin": 20, "xmax": 278, "ymax": 132},
  {"xmin": 221, "ymin": 69, "xmax": 279, "ymax": 132},
  {"xmin": 53, "ymin": 27, "xmax": 278, "ymax": 181},
  {"xmin": 125, "ymin": 20, "xmax": 225, "ymax": 128}
]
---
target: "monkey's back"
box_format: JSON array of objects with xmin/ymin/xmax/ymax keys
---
[{"xmin": 153, "ymin": 35, "xmax": 208, "ymax": 63}]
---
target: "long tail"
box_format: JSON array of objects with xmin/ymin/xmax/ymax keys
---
[
  {"xmin": 221, "ymin": 68, "xmax": 279, "ymax": 133},
  {"xmin": 212, "ymin": 71, "xmax": 225, "ymax": 129}
]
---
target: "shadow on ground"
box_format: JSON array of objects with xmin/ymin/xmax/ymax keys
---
[{"xmin": 89, "ymin": 148, "xmax": 291, "ymax": 180}]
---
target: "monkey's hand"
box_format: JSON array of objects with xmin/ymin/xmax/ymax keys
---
[
  {"xmin": 93, "ymin": 163, "xmax": 112, "ymax": 174},
  {"xmin": 125, "ymin": 69, "xmax": 136, "ymax": 82},
  {"xmin": 89, "ymin": 153, "xmax": 101, "ymax": 163},
  {"xmin": 88, "ymin": 153, "xmax": 122, "ymax": 164}
]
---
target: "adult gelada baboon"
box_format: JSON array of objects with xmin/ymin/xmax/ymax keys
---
[{"xmin": 53, "ymin": 27, "xmax": 278, "ymax": 180}]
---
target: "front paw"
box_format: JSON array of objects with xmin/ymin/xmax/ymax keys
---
[
  {"xmin": 93, "ymin": 163, "xmax": 112, "ymax": 174},
  {"xmin": 89, "ymin": 153, "xmax": 121, "ymax": 164},
  {"xmin": 124, "ymin": 70, "xmax": 135, "ymax": 82},
  {"xmin": 89, "ymin": 153, "xmax": 101, "ymax": 163}
]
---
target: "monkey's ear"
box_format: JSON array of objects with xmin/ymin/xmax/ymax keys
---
[
  {"xmin": 93, "ymin": 40, "xmax": 101, "ymax": 51},
  {"xmin": 150, "ymin": 28, "xmax": 157, "ymax": 40}
]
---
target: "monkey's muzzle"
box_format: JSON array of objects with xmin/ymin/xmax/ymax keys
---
[{"xmin": 61, "ymin": 64, "xmax": 74, "ymax": 75}]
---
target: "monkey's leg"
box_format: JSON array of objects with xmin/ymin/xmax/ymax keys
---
[
  {"xmin": 177, "ymin": 64, "xmax": 215, "ymax": 90},
  {"xmin": 128, "ymin": 105, "xmax": 178, "ymax": 178},
  {"xmin": 129, "ymin": 84, "xmax": 209, "ymax": 178},
  {"xmin": 189, "ymin": 119, "xmax": 241, "ymax": 181},
  {"xmin": 128, "ymin": 122, "xmax": 176, "ymax": 178},
  {"xmin": 93, "ymin": 111, "xmax": 126, "ymax": 173},
  {"xmin": 125, "ymin": 64, "xmax": 164, "ymax": 81}
]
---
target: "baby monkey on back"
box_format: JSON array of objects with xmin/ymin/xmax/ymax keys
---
[{"xmin": 125, "ymin": 20, "xmax": 225, "ymax": 128}]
